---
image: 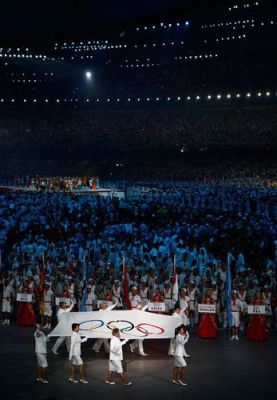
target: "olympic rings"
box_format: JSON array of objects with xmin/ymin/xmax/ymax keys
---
[
  {"xmin": 77, "ymin": 319, "xmax": 165, "ymax": 337},
  {"xmin": 79, "ymin": 319, "xmax": 104, "ymax": 332},
  {"xmin": 106, "ymin": 320, "xmax": 134, "ymax": 333},
  {"xmin": 136, "ymin": 323, "xmax": 165, "ymax": 335}
]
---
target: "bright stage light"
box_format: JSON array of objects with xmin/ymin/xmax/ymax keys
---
[{"xmin": 85, "ymin": 71, "xmax": 92, "ymax": 80}]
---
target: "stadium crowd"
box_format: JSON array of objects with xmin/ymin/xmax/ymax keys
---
[{"xmin": 0, "ymin": 182, "xmax": 276, "ymax": 342}]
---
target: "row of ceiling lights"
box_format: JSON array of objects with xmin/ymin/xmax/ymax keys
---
[
  {"xmin": 0, "ymin": 91, "xmax": 274, "ymax": 104},
  {"xmin": 174, "ymin": 53, "xmax": 218, "ymax": 61},
  {"xmin": 135, "ymin": 21, "xmax": 189, "ymax": 31},
  {"xmin": 228, "ymin": 2, "xmax": 259, "ymax": 11},
  {"xmin": 202, "ymin": 19, "xmax": 255, "ymax": 29}
]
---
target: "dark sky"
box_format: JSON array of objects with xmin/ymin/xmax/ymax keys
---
[{"xmin": 0, "ymin": 0, "xmax": 219, "ymax": 46}]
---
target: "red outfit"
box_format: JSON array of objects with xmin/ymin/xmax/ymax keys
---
[
  {"xmin": 198, "ymin": 298, "xmax": 218, "ymax": 339},
  {"xmin": 247, "ymin": 299, "xmax": 269, "ymax": 342},
  {"xmin": 16, "ymin": 288, "xmax": 36, "ymax": 326}
]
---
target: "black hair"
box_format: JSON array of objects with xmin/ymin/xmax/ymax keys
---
[{"xmin": 72, "ymin": 323, "xmax": 80, "ymax": 331}]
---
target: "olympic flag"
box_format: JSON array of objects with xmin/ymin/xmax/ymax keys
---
[{"xmin": 48, "ymin": 310, "xmax": 176, "ymax": 339}]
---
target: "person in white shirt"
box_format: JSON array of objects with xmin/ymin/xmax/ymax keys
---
[
  {"xmin": 52, "ymin": 300, "xmax": 74, "ymax": 355},
  {"xmin": 230, "ymin": 291, "xmax": 241, "ymax": 341},
  {"xmin": 130, "ymin": 303, "xmax": 148, "ymax": 356},
  {"xmin": 69, "ymin": 323, "xmax": 88, "ymax": 384},
  {"xmin": 129, "ymin": 286, "xmax": 141, "ymax": 309},
  {"xmin": 34, "ymin": 324, "xmax": 48, "ymax": 384},
  {"xmin": 173, "ymin": 325, "xmax": 189, "ymax": 386},
  {"xmin": 42, "ymin": 282, "xmax": 54, "ymax": 329},
  {"xmin": 106, "ymin": 327, "xmax": 132, "ymax": 386},
  {"xmin": 92, "ymin": 301, "xmax": 117, "ymax": 353},
  {"xmin": 168, "ymin": 305, "xmax": 190, "ymax": 357},
  {"xmin": 1, "ymin": 279, "xmax": 14, "ymax": 325}
]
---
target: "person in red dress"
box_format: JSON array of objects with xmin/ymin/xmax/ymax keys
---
[
  {"xmin": 247, "ymin": 291, "xmax": 269, "ymax": 342},
  {"xmin": 198, "ymin": 289, "xmax": 218, "ymax": 339},
  {"xmin": 16, "ymin": 279, "xmax": 36, "ymax": 326}
]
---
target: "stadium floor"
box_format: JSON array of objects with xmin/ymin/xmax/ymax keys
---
[{"xmin": 0, "ymin": 325, "xmax": 276, "ymax": 400}]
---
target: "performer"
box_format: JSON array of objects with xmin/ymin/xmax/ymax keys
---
[
  {"xmin": 42, "ymin": 282, "xmax": 54, "ymax": 329},
  {"xmin": 168, "ymin": 305, "xmax": 190, "ymax": 357},
  {"xmin": 106, "ymin": 327, "xmax": 132, "ymax": 386},
  {"xmin": 69, "ymin": 323, "xmax": 88, "ymax": 384},
  {"xmin": 247, "ymin": 291, "xmax": 269, "ymax": 342},
  {"xmin": 188, "ymin": 280, "xmax": 198, "ymax": 327},
  {"xmin": 230, "ymin": 291, "xmax": 241, "ymax": 341},
  {"xmin": 238, "ymin": 283, "xmax": 248, "ymax": 332},
  {"xmin": 163, "ymin": 282, "xmax": 172, "ymax": 312},
  {"xmin": 52, "ymin": 300, "xmax": 74, "ymax": 355},
  {"xmin": 1, "ymin": 278, "xmax": 14, "ymax": 325},
  {"xmin": 84, "ymin": 285, "xmax": 94, "ymax": 311},
  {"xmin": 92, "ymin": 302, "xmax": 117, "ymax": 353},
  {"xmin": 129, "ymin": 303, "xmax": 148, "ymax": 356},
  {"xmin": 16, "ymin": 279, "xmax": 36, "ymax": 326},
  {"xmin": 173, "ymin": 325, "xmax": 189, "ymax": 386},
  {"xmin": 112, "ymin": 280, "xmax": 123, "ymax": 308},
  {"xmin": 198, "ymin": 289, "xmax": 218, "ymax": 339},
  {"xmin": 34, "ymin": 324, "xmax": 48, "ymax": 384},
  {"xmin": 129, "ymin": 287, "xmax": 141, "ymax": 309}
]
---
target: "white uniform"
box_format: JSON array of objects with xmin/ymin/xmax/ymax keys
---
[
  {"xmin": 174, "ymin": 333, "xmax": 189, "ymax": 367},
  {"xmin": 129, "ymin": 293, "xmax": 141, "ymax": 309},
  {"xmin": 231, "ymin": 299, "xmax": 241, "ymax": 327},
  {"xmin": 168, "ymin": 309, "xmax": 189, "ymax": 356},
  {"xmin": 2, "ymin": 284, "xmax": 13, "ymax": 313},
  {"xmin": 130, "ymin": 304, "xmax": 148, "ymax": 355},
  {"xmin": 112, "ymin": 285, "xmax": 122, "ymax": 307},
  {"xmin": 69, "ymin": 331, "xmax": 87, "ymax": 365},
  {"xmin": 52, "ymin": 302, "xmax": 74, "ymax": 354},
  {"xmin": 43, "ymin": 289, "xmax": 53, "ymax": 317},
  {"xmin": 139, "ymin": 287, "xmax": 149, "ymax": 307},
  {"xmin": 85, "ymin": 292, "xmax": 94, "ymax": 312},
  {"xmin": 109, "ymin": 336, "xmax": 128, "ymax": 373},
  {"xmin": 163, "ymin": 287, "xmax": 172, "ymax": 312},
  {"xmin": 93, "ymin": 303, "xmax": 116, "ymax": 352},
  {"xmin": 34, "ymin": 330, "xmax": 48, "ymax": 368}
]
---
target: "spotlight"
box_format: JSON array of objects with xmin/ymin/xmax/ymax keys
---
[{"xmin": 85, "ymin": 71, "xmax": 92, "ymax": 80}]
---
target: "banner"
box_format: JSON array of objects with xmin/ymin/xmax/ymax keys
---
[
  {"xmin": 47, "ymin": 310, "xmax": 176, "ymax": 339},
  {"xmin": 16, "ymin": 293, "xmax": 32, "ymax": 302},
  {"xmin": 198, "ymin": 304, "xmax": 216, "ymax": 314},
  {"xmin": 55, "ymin": 297, "xmax": 72, "ymax": 306},
  {"xmin": 247, "ymin": 305, "xmax": 265, "ymax": 315},
  {"xmin": 148, "ymin": 302, "xmax": 166, "ymax": 312}
]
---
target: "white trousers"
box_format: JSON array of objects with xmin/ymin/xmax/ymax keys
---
[
  {"xmin": 52, "ymin": 336, "xmax": 71, "ymax": 353},
  {"xmin": 131, "ymin": 339, "xmax": 145, "ymax": 354},
  {"xmin": 93, "ymin": 339, "xmax": 110, "ymax": 353}
]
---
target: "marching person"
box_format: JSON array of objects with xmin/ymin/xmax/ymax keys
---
[
  {"xmin": 1, "ymin": 278, "xmax": 14, "ymax": 325},
  {"xmin": 106, "ymin": 327, "xmax": 132, "ymax": 386},
  {"xmin": 52, "ymin": 300, "xmax": 74, "ymax": 355},
  {"xmin": 92, "ymin": 301, "xmax": 117, "ymax": 353},
  {"xmin": 34, "ymin": 323, "xmax": 48, "ymax": 384},
  {"xmin": 129, "ymin": 286, "xmax": 141, "ymax": 309},
  {"xmin": 173, "ymin": 325, "xmax": 189, "ymax": 386},
  {"xmin": 69, "ymin": 323, "xmax": 88, "ymax": 384},
  {"xmin": 230, "ymin": 291, "xmax": 241, "ymax": 341},
  {"xmin": 130, "ymin": 302, "xmax": 149, "ymax": 356},
  {"xmin": 42, "ymin": 282, "xmax": 54, "ymax": 329},
  {"xmin": 168, "ymin": 305, "xmax": 190, "ymax": 357}
]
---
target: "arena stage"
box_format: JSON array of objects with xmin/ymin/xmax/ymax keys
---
[
  {"xmin": 0, "ymin": 325, "xmax": 275, "ymax": 400},
  {"xmin": 0, "ymin": 185, "xmax": 125, "ymax": 199}
]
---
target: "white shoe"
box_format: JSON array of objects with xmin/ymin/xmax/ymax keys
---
[
  {"xmin": 1, "ymin": 320, "xmax": 7, "ymax": 325},
  {"xmin": 43, "ymin": 325, "xmax": 48, "ymax": 329},
  {"xmin": 41, "ymin": 379, "xmax": 48, "ymax": 384},
  {"xmin": 93, "ymin": 348, "xmax": 100, "ymax": 352},
  {"xmin": 168, "ymin": 353, "xmax": 174, "ymax": 356},
  {"xmin": 36, "ymin": 378, "xmax": 41, "ymax": 382},
  {"xmin": 129, "ymin": 344, "xmax": 134, "ymax": 353},
  {"xmin": 179, "ymin": 380, "xmax": 187, "ymax": 386},
  {"xmin": 139, "ymin": 352, "xmax": 148, "ymax": 356},
  {"xmin": 230, "ymin": 336, "xmax": 235, "ymax": 341},
  {"xmin": 69, "ymin": 378, "xmax": 78, "ymax": 383},
  {"xmin": 52, "ymin": 349, "xmax": 59, "ymax": 355},
  {"xmin": 172, "ymin": 380, "xmax": 179, "ymax": 385},
  {"xmin": 6, "ymin": 320, "xmax": 10, "ymax": 325},
  {"xmin": 184, "ymin": 354, "xmax": 190, "ymax": 358},
  {"xmin": 124, "ymin": 382, "xmax": 132, "ymax": 386},
  {"xmin": 106, "ymin": 380, "xmax": 115, "ymax": 385},
  {"xmin": 80, "ymin": 379, "xmax": 88, "ymax": 384},
  {"xmin": 47, "ymin": 324, "xmax": 51, "ymax": 329},
  {"xmin": 235, "ymin": 335, "xmax": 239, "ymax": 341}
]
